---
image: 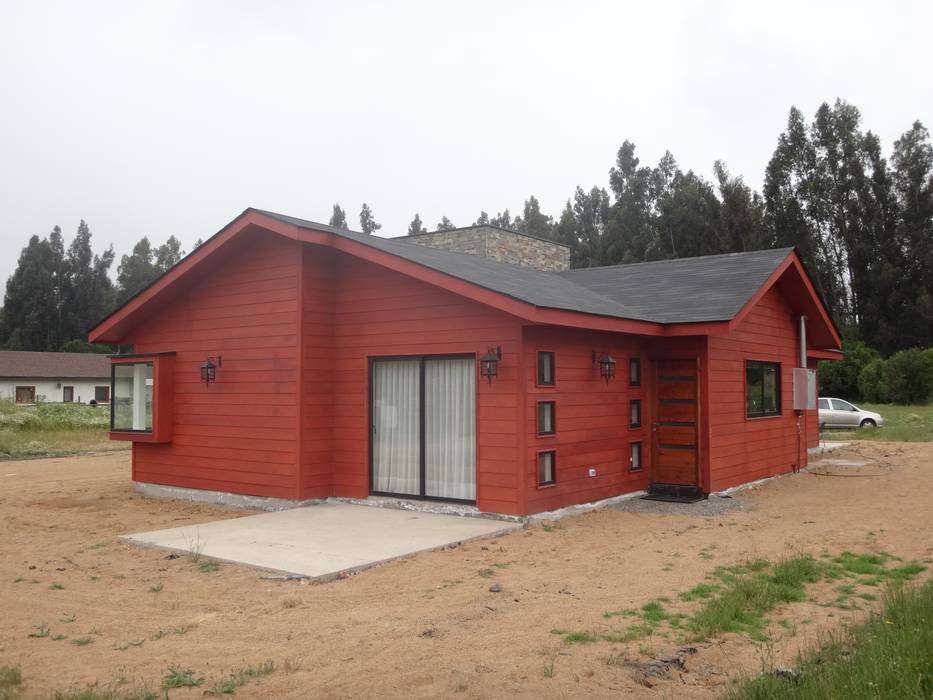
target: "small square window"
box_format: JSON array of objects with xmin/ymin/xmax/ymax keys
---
[
  {"xmin": 95, "ymin": 385, "xmax": 111, "ymax": 403},
  {"xmin": 629, "ymin": 358, "xmax": 641, "ymax": 386},
  {"xmin": 630, "ymin": 442, "xmax": 642, "ymax": 471},
  {"xmin": 537, "ymin": 401, "xmax": 556, "ymax": 436},
  {"xmin": 538, "ymin": 450, "xmax": 556, "ymax": 486},
  {"xmin": 629, "ymin": 399, "xmax": 641, "ymax": 428},
  {"xmin": 537, "ymin": 351, "xmax": 555, "ymax": 386}
]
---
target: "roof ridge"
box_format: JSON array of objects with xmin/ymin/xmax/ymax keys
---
[{"xmin": 559, "ymin": 247, "xmax": 794, "ymax": 274}]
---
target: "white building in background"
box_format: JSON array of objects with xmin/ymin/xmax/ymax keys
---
[{"xmin": 0, "ymin": 351, "xmax": 111, "ymax": 404}]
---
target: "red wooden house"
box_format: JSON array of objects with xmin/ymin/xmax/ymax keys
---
[{"xmin": 89, "ymin": 209, "xmax": 841, "ymax": 517}]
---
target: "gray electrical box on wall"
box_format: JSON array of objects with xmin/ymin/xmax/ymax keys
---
[{"xmin": 793, "ymin": 368, "xmax": 817, "ymax": 410}]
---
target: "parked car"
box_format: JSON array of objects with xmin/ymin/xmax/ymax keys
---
[{"xmin": 818, "ymin": 397, "xmax": 885, "ymax": 429}]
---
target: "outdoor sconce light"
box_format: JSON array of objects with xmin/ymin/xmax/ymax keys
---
[
  {"xmin": 200, "ymin": 356, "xmax": 222, "ymax": 386},
  {"xmin": 479, "ymin": 346, "xmax": 502, "ymax": 383},
  {"xmin": 592, "ymin": 350, "xmax": 616, "ymax": 383}
]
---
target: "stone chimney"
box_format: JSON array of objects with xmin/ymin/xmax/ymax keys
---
[{"xmin": 397, "ymin": 226, "xmax": 570, "ymax": 272}]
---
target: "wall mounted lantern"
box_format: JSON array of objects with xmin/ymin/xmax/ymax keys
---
[
  {"xmin": 592, "ymin": 350, "xmax": 616, "ymax": 383},
  {"xmin": 200, "ymin": 356, "xmax": 222, "ymax": 386},
  {"xmin": 479, "ymin": 346, "xmax": 502, "ymax": 383}
]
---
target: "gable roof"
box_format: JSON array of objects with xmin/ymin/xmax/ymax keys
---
[
  {"xmin": 0, "ymin": 351, "xmax": 110, "ymax": 379},
  {"xmin": 89, "ymin": 208, "xmax": 841, "ymax": 348}
]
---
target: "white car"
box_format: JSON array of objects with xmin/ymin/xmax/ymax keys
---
[{"xmin": 818, "ymin": 397, "xmax": 885, "ymax": 429}]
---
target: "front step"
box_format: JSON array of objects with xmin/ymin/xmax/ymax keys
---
[{"xmin": 641, "ymin": 483, "xmax": 706, "ymax": 504}]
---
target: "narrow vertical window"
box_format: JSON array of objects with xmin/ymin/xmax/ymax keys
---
[
  {"xmin": 630, "ymin": 442, "xmax": 642, "ymax": 471},
  {"xmin": 538, "ymin": 450, "xmax": 556, "ymax": 486},
  {"xmin": 537, "ymin": 351, "xmax": 555, "ymax": 386},
  {"xmin": 537, "ymin": 401, "xmax": 556, "ymax": 436},
  {"xmin": 629, "ymin": 399, "xmax": 642, "ymax": 428},
  {"xmin": 629, "ymin": 357, "xmax": 641, "ymax": 386}
]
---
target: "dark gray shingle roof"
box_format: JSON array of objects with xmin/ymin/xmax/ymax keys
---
[{"xmin": 253, "ymin": 209, "xmax": 793, "ymax": 325}]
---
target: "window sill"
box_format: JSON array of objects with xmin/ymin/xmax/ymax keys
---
[
  {"xmin": 745, "ymin": 413, "xmax": 783, "ymax": 421},
  {"xmin": 109, "ymin": 431, "xmax": 170, "ymax": 444},
  {"xmin": 536, "ymin": 482, "xmax": 556, "ymax": 490},
  {"xmin": 536, "ymin": 432, "xmax": 556, "ymax": 439}
]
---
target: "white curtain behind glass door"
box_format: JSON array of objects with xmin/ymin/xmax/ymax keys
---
[
  {"xmin": 424, "ymin": 357, "xmax": 476, "ymax": 500},
  {"xmin": 372, "ymin": 360, "xmax": 420, "ymax": 495}
]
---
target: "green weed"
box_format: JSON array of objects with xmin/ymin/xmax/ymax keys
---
[{"xmin": 162, "ymin": 667, "xmax": 203, "ymax": 689}]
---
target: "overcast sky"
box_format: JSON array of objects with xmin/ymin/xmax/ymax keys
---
[{"xmin": 1, "ymin": 1, "xmax": 930, "ymax": 285}]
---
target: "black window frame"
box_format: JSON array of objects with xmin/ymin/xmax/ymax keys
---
[
  {"xmin": 629, "ymin": 357, "xmax": 641, "ymax": 386},
  {"xmin": 95, "ymin": 385, "xmax": 111, "ymax": 404},
  {"xmin": 746, "ymin": 360, "xmax": 781, "ymax": 418},
  {"xmin": 537, "ymin": 351, "xmax": 555, "ymax": 386},
  {"xmin": 110, "ymin": 362, "xmax": 152, "ymax": 433},
  {"xmin": 537, "ymin": 400, "xmax": 556, "ymax": 436},
  {"xmin": 630, "ymin": 441, "xmax": 642, "ymax": 471},
  {"xmin": 629, "ymin": 399, "xmax": 642, "ymax": 428},
  {"xmin": 537, "ymin": 450, "xmax": 556, "ymax": 486}
]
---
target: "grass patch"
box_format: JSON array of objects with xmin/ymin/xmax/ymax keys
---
[
  {"xmin": 0, "ymin": 400, "xmax": 130, "ymax": 459},
  {"xmin": 822, "ymin": 402, "xmax": 933, "ymax": 442},
  {"xmin": 162, "ymin": 667, "xmax": 203, "ymax": 690},
  {"xmin": 198, "ymin": 560, "xmax": 220, "ymax": 573},
  {"xmin": 0, "ymin": 666, "xmax": 22, "ymax": 698},
  {"xmin": 203, "ymin": 661, "xmax": 275, "ymax": 696},
  {"xmin": 729, "ymin": 581, "xmax": 933, "ymax": 699},
  {"xmin": 29, "ymin": 623, "xmax": 50, "ymax": 638},
  {"xmin": 71, "ymin": 637, "xmax": 94, "ymax": 647},
  {"xmin": 679, "ymin": 582, "xmax": 719, "ymax": 601},
  {"xmin": 477, "ymin": 568, "xmax": 494, "ymax": 578},
  {"xmin": 149, "ymin": 581, "xmax": 163, "ymax": 593}
]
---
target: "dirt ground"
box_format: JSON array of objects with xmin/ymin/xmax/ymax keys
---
[{"xmin": 1, "ymin": 443, "xmax": 931, "ymax": 699}]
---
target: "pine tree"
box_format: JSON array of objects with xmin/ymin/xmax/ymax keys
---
[
  {"xmin": 154, "ymin": 236, "xmax": 183, "ymax": 273},
  {"xmin": 116, "ymin": 238, "xmax": 157, "ymax": 304},
  {"xmin": 62, "ymin": 220, "xmax": 115, "ymax": 345},
  {"xmin": 0, "ymin": 231, "xmax": 65, "ymax": 350},
  {"xmin": 359, "ymin": 203, "xmax": 381, "ymax": 235},
  {"xmin": 436, "ymin": 216, "xmax": 456, "ymax": 231},
  {"xmin": 474, "ymin": 211, "xmax": 490, "ymax": 226},
  {"xmin": 407, "ymin": 213, "xmax": 427, "ymax": 235},
  {"xmin": 516, "ymin": 196, "xmax": 554, "ymax": 240},
  {"xmin": 329, "ymin": 204, "xmax": 348, "ymax": 230}
]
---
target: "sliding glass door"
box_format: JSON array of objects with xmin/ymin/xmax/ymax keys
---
[{"xmin": 371, "ymin": 355, "xmax": 476, "ymax": 502}]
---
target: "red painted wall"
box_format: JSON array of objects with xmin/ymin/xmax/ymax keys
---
[
  {"xmin": 522, "ymin": 326, "xmax": 651, "ymax": 513},
  {"xmin": 127, "ymin": 230, "xmax": 302, "ymax": 499},
  {"xmin": 325, "ymin": 251, "xmax": 525, "ymax": 515},
  {"xmin": 707, "ymin": 286, "xmax": 811, "ymax": 491}
]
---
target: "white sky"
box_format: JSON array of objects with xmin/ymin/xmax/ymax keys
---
[{"xmin": 1, "ymin": 0, "xmax": 930, "ymax": 285}]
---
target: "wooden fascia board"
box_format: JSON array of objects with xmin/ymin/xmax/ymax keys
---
[{"xmin": 807, "ymin": 349, "xmax": 844, "ymax": 361}]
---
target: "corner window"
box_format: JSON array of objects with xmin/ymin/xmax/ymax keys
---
[
  {"xmin": 538, "ymin": 450, "xmax": 556, "ymax": 486},
  {"xmin": 630, "ymin": 442, "xmax": 642, "ymax": 471},
  {"xmin": 629, "ymin": 358, "xmax": 641, "ymax": 386},
  {"xmin": 537, "ymin": 351, "xmax": 555, "ymax": 386},
  {"xmin": 537, "ymin": 401, "xmax": 556, "ymax": 436},
  {"xmin": 746, "ymin": 361, "xmax": 781, "ymax": 418},
  {"xmin": 629, "ymin": 399, "xmax": 642, "ymax": 428},
  {"xmin": 112, "ymin": 363, "xmax": 153, "ymax": 432}
]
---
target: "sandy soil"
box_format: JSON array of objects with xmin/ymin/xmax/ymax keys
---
[{"xmin": 1, "ymin": 442, "xmax": 931, "ymax": 699}]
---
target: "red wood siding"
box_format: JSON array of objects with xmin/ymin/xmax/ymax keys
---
[
  {"xmin": 522, "ymin": 326, "xmax": 651, "ymax": 513},
  {"xmin": 707, "ymin": 286, "xmax": 810, "ymax": 491},
  {"xmin": 126, "ymin": 230, "xmax": 302, "ymax": 499},
  {"xmin": 299, "ymin": 245, "xmax": 336, "ymax": 499},
  {"xmin": 325, "ymin": 250, "xmax": 525, "ymax": 515}
]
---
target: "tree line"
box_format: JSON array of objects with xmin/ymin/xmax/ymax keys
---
[
  {"xmin": 2, "ymin": 98, "xmax": 931, "ymax": 359},
  {"xmin": 0, "ymin": 228, "xmax": 193, "ymax": 352}
]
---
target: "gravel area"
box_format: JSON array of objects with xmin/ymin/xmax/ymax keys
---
[{"xmin": 609, "ymin": 493, "xmax": 750, "ymax": 517}]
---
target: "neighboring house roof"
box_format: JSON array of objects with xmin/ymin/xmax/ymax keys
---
[
  {"xmin": 0, "ymin": 351, "xmax": 110, "ymax": 379},
  {"xmin": 89, "ymin": 208, "xmax": 842, "ymax": 349}
]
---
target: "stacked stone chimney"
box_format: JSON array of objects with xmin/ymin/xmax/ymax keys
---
[{"xmin": 397, "ymin": 226, "xmax": 570, "ymax": 272}]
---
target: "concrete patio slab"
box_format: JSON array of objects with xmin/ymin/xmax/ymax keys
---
[{"xmin": 121, "ymin": 503, "xmax": 519, "ymax": 579}]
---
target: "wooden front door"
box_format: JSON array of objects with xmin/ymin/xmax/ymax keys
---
[{"xmin": 652, "ymin": 359, "xmax": 700, "ymax": 488}]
